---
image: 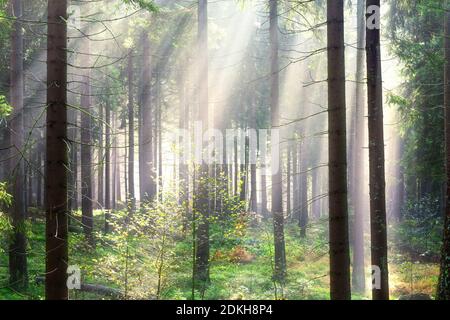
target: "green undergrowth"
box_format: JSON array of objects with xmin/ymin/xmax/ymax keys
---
[{"xmin": 0, "ymin": 209, "xmax": 440, "ymax": 300}]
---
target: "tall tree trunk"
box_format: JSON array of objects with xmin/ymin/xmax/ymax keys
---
[
  {"xmin": 250, "ymin": 160, "xmax": 257, "ymax": 212},
  {"xmin": 36, "ymin": 144, "xmax": 43, "ymax": 209},
  {"xmin": 26, "ymin": 147, "xmax": 32, "ymax": 211},
  {"xmin": 68, "ymin": 106, "xmax": 78, "ymax": 215},
  {"xmin": 124, "ymin": 124, "xmax": 128, "ymax": 202},
  {"xmin": 286, "ymin": 146, "xmax": 291, "ymax": 218},
  {"xmin": 97, "ymin": 103, "xmax": 104, "ymax": 209},
  {"xmin": 112, "ymin": 112, "xmax": 120, "ymax": 208},
  {"xmin": 194, "ymin": 0, "xmax": 210, "ymax": 287},
  {"xmin": 299, "ymin": 146, "xmax": 308, "ymax": 238},
  {"xmin": 366, "ymin": 0, "xmax": 389, "ymax": 300},
  {"xmin": 438, "ymin": 2, "xmax": 450, "ymax": 300},
  {"xmin": 239, "ymin": 134, "xmax": 249, "ymax": 202},
  {"xmin": 311, "ymin": 167, "xmax": 320, "ymax": 219},
  {"xmin": 80, "ymin": 2, "xmax": 93, "ymax": 243},
  {"xmin": 139, "ymin": 34, "xmax": 156, "ymax": 203},
  {"xmin": 249, "ymin": 123, "xmax": 257, "ymax": 213},
  {"xmin": 158, "ymin": 79, "xmax": 163, "ymax": 201},
  {"xmin": 127, "ymin": 51, "xmax": 135, "ymax": 211},
  {"xmin": 178, "ymin": 69, "xmax": 190, "ymax": 230},
  {"xmin": 81, "ymin": 74, "xmax": 93, "ymax": 243},
  {"xmin": 46, "ymin": 0, "xmax": 68, "ymax": 299},
  {"xmin": 327, "ymin": 0, "xmax": 351, "ymax": 300},
  {"xmin": 104, "ymin": 87, "xmax": 111, "ymax": 233},
  {"xmin": 270, "ymin": 0, "xmax": 286, "ymax": 282},
  {"xmin": 234, "ymin": 137, "xmax": 238, "ymax": 196},
  {"xmin": 8, "ymin": 0, "xmax": 28, "ymax": 291},
  {"xmin": 261, "ymin": 171, "xmax": 268, "ymax": 217},
  {"xmin": 351, "ymin": 0, "xmax": 367, "ymax": 294},
  {"xmin": 292, "ymin": 139, "xmax": 299, "ymax": 221}
]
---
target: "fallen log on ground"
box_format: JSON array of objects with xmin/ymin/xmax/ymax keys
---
[{"xmin": 35, "ymin": 276, "xmax": 123, "ymax": 298}]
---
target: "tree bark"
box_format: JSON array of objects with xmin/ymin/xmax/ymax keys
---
[
  {"xmin": 8, "ymin": 0, "xmax": 28, "ymax": 291},
  {"xmin": 46, "ymin": 0, "xmax": 68, "ymax": 300},
  {"xmin": 157, "ymin": 77, "xmax": 163, "ymax": 201},
  {"xmin": 104, "ymin": 82, "xmax": 111, "ymax": 233},
  {"xmin": 36, "ymin": 144, "xmax": 43, "ymax": 209},
  {"xmin": 311, "ymin": 167, "xmax": 320, "ymax": 219},
  {"xmin": 249, "ymin": 138, "xmax": 257, "ymax": 214},
  {"xmin": 286, "ymin": 146, "xmax": 291, "ymax": 218},
  {"xmin": 112, "ymin": 112, "xmax": 120, "ymax": 208},
  {"xmin": 366, "ymin": 0, "xmax": 389, "ymax": 300},
  {"xmin": 97, "ymin": 104, "xmax": 104, "ymax": 209},
  {"xmin": 194, "ymin": 0, "xmax": 210, "ymax": 287},
  {"xmin": 81, "ymin": 74, "xmax": 93, "ymax": 243},
  {"xmin": 351, "ymin": 0, "xmax": 366, "ymax": 294},
  {"xmin": 68, "ymin": 105, "xmax": 78, "ymax": 216},
  {"xmin": 327, "ymin": 0, "xmax": 351, "ymax": 300},
  {"xmin": 261, "ymin": 171, "xmax": 268, "ymax": 217},
  {"xmin": 292, "ymin": 139, "xmax": 299, "ymax": 221},
  {"xmin": 234, "ymin": 137, "xmax": 238, "ymax": 196},
  {"xmin": 127, "ymin": 51, "xmax": 136, "ymax": 210},
  {"xmin": 178, "ymin": 68, "xmax": 190, "ymax": 230},
  {"xmin": 298, "ymin": 145, "xmax": 308, "ymax": 238},
  {"xmin": 139, "ymin": 34, "xmax": 156, "ymax": 203},
  {"xmin": 270, "ymin": 0, "xmax": 286, "ymax": 282}
]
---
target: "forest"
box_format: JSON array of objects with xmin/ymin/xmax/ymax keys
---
[{"xmin": 0, "ymin": 0, "xmax": 449, "ymax": 301}]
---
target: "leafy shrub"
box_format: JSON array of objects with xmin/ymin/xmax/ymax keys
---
[{"xmin": 0, "ymin": 182, "xmax": 12, "ymax": 254}]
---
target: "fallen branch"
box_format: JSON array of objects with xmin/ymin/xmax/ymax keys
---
[{"xmin": 35, "ymin": 276, "xmax": 123, "ymax": 298}]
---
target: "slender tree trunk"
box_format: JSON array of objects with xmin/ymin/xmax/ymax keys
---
[
  {"xmin": 97, "ymin": 103, "xmax": 104, "ymax": 209},
  {"xmin": 158, "ymin": 80, "xmax": 163, "ymax": 201},
  {"xmin": 234, "ymin": 137, "xmax": 238, "ymax": 196},
  {"xmin": 286, "ymin": 146, "xmax": 291, "ymax": 218},
  {"xmin": 36, "ymin": 144, "xmax": 43, "ymax": 209},
  {"xmin": 352, "ymin": 0, "xmax": 367, "ymax": 294},
  {"xmin": 153, "ymin": 88, "xmax": 158, "ymax": 195},
  {"xmin": 270, "ymin": 0, "xmax": 286, "ymax": 282},
  {"xmin": 221, "ymin": 127, "xmax": 228, "ymax": 214},
  {"xmin": 27, "ymin": 150, "xmax": 32, "ymax": 210},
  {"xmin": 178, "ymin": 69, "xmax": 190, "ymax": 230},
  {"xmin": 104, "ymin": 87, "xmax": 111, "ymax": 233},
  {"xmin": 139, "ymin": 34, "xmax": 156, "ymax": 203},
  {"xmin": 46, "ymin": 0, "xmax": 68, "ymax": 299},
  {"xmin": 68, "ymin": 106, "xmax": 77, "ymax": 215},
  {"xmin": 81, "ymin": 74, "xmax": 93, "ymax": 243},
  {"xmin": 438, "ymin": 2, "xmax": 450, "ymax": 300},
  {"xmin": 261, "ymin": 172, "xmax": 268, "ymax": 217},
  {"xmin": 239, "ymin": 133, "xmax": 248, "ymax": 202},
  {"xmin": 299, "ymin": 146, "xmax": 308, "ymax": 238},
  {"xmin": 112, "ymin": 112, "xmax": 119, "ymax": 208},
  {"xmin": 311, "ymin": 167, "xmax": 320, "ymax": 219},
  {"xmin": 327, "ymin": 0, "xmax": 351, "ymax": 300},
  {"xmin": 8, "ymin": 0, "xmax": 28, "ymax": 291},
  {"xmin": 127, "ymin": 51, "xmax": 135, "ymax": 211},
  {"xmin": 366, "ymin": 0, "xmax": 389, "ymax": 300},
  {"xmin": 250, "ymin": 162, "xmax": 257, "ymax": 212},
  {"xmin": 292, "ymin": 140, "xmax": 299, "ymax": 221},
  {"xmin": 124, "ymin": 124, "xmax": 128, "ymax": 202},
  {"xmin": 194, "ymin": 0, "xmax": 210, "ymax": 287},
  {"xmin": 80, "ymin": 3, "xmax": 93, "ymax": 243},
  {"xmin": 249, "ymin": 122, "xmax": 257, "ymax": 213}
]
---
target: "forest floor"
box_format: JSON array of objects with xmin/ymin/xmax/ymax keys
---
[{"xmin": 0, "ymin": 210, "xmax": 440, "ymax": 300}]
